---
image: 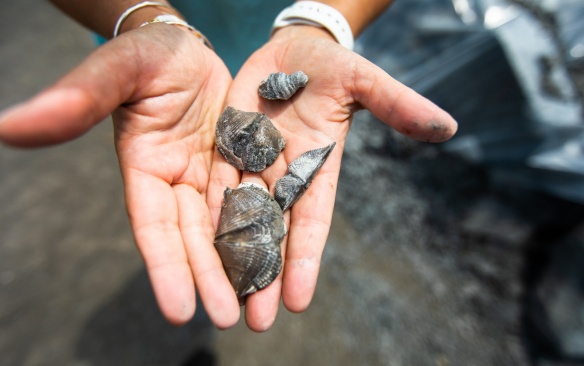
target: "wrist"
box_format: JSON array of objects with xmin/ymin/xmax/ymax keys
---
[
  {"xmin": 270, "ymin": 24, "xmax": 336, "ymax": 44},
  {"xmin": 112, "ymin": 2, "xmax": 214, "ymax": 49}
]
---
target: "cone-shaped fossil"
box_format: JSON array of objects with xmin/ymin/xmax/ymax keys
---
[
  {"xmin": 258, "ymin": 71, "xmax": 309, "ymax": 100},
  {"xmin": 216, "ymin": 106, "xmax": 286, "ymax": 172},
  {"xmin": 275, "ymin": 142, "xmax": 336, "ymax": 211},
  {"xmin": 214, "ymin": 183, "xmax": 287, "ymax": 301}
]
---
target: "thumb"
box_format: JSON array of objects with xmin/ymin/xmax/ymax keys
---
[
  {"xmin": 350, "ymin": 54, "xmax": 458, "ymax": 143},
  {"xmin": 0, "ymin": 39, "xmax": 138, "ymax": 147}
]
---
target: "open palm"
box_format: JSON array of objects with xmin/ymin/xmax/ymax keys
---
[
  {"xmin": 0, "ymin": 24, "xmax": 240, "ymax": 328},
  {"xmin": 208, "ymin": 26, "xmax": 458, "ymax": 331}
]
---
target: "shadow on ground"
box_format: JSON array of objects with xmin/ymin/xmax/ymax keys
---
[
  {"xmin": 3, "ymin": 0, "xmax": 584, "ymax": 365},
  {"xmin": 75, "ymin": 270, "xmax": 217, "ymax": 366}
]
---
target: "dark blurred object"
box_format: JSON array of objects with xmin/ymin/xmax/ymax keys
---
[
  {"xmin": 355, "ymin": 0, "xmax": 584, "ymax": 363},
  {"xmin": 357, "ymin": 0, "xmax": 584, "ymax": 204},
  {"xmin": 527, "ymin": 223, "xmax": 584, "ymax": 361}
]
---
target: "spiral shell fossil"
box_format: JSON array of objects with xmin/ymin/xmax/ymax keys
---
[
  {"xmin": 275, "ymin": 142, "xmax": 336, "ymax": 211},
  {"xmin": 258, "ymin": 71, "xmax": 309, "ymax": 100},
  {"xmin": 216, "ymin": 106, "xmax": 286, "ymax": 172},
  {"xmin": 214, "ymin": 183, "xmax": 287, "ymax": 301}
]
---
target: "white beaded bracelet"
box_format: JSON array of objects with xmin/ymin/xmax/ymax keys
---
[
  {"xmin": 139, "ymin": 14, "xmax": 214, "ymax": 50},
  {"xmin": 272, "ymin": 1, "xmax": 354, "ymax": 50},
  {"xmin": 113, "ymin": 1, "xmax": 170, "ymax": 38}
]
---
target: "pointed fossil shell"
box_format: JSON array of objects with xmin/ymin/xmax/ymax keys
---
[
  {"xmin": 216, "ymin": 106, "xmax": 286, "ymax": 172},
  {"xmin": 275, "ymin": 142, "xmax": 336, "ymax": 211},
  {"xmin": 214, "ymin": 183, "xmax": 287, "ymax": 301},
  {"xmin": 258, "ymin": 71, "xmax": 309, "ymax": 100}
]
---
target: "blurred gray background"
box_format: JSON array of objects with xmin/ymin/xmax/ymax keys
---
[{"xmin": 1, "ymin": 0, "xmax": 584, "ymax": 365}]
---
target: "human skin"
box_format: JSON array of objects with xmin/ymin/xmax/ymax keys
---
[
  {"xmin": 0, "ymin": 7, "xmax": 241, "ymax": 329},
  {"xmin": 0, "ymin": 0, "xmax": 457, "ymax": 331},
  {"xmin": 208, "ymin": 23, "xmax": 457, "ymax": 331}
]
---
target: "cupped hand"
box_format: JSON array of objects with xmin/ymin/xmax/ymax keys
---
[
  {"xmin": 0, "ymin": 24, "xmax": 241, "ymax": 328},
  {"xmin": 208, "ymin": 25, "xmax": 458, "ymax": 332}
]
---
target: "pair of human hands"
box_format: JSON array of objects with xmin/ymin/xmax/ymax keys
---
[{"xmin": 0, "ymin": 23, "xmax": 456, "ymax": 331}]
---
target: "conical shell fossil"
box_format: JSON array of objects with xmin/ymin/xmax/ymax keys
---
[
  {"xmin": 258, "ymin": 71, "xmax": 309, "ymax": 100},
  {"xmin": 214, "ymin": 183, "xmax": 287, "ymax": 301},
  {"xmin": 275, "ymin": 142, "xmax": 336, "ymax": 211},
  {"xmin": 216, "ymin": 106, "xmax": 286, "ymax": 172}
]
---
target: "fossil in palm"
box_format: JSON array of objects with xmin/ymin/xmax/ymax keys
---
[
  {"xmin": 258, "ymin": 71, "xmax": 309, "ymax": 100},
  {"xmin": 275, "ymin": 142, "xmax": 336, "ymax": 211},
  {"xmin": 214, "ymin": 183, "xmax": 287, "ymax": 302},
  {"xmin": 215, "ymin": 106, "xmax": 286, "ymax": 172}
]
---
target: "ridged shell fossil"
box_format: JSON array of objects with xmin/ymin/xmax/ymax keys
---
[
  {"xmin": 214, "ymin": 183, "xmax": 287, "ymax": 301},
  {"xmin": 275, "ymin": 142, "xmax": 336, "ymax": 211},
  {"xmin": 216, "ymin": 106, "xmax": 286, "ymax": 172},
  {"xmin": 258, "ymin": 71, "xmax": 309, "ymax": 100}
]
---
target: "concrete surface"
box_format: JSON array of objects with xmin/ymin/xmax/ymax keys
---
[{"xmin": 2, "ymin": 1, "xmax": 584, "ymax": 366}]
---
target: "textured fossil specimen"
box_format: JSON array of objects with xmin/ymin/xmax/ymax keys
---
[
  {"xmin": 214, "ymin": 183, "xmax": 287, "ymax": 301},
  {"xmin": 216, "ymin": 106, "xmax": 286, "ymax": 172},
  {"xmin": 275, "ymin": 142, "xmax": 336, "ymax": 211},
  {"xmin": 258, "ymin": 71, "xmax": 309, "ymax": 100}
]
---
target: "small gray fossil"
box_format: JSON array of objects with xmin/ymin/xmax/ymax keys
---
[
  {"xmin": 215, "ymin": 106, "xmax": 286, "ymax": 172},
  {"xmin": 258, "ymin": 71, "xmax": 309, "ymax": 100},
  {"xmin": 275, "ymin": 142, "xmax": 336, "ymax": 211},
  {"xmin": 214, "ymin": 183, "xmax": 287, "ymax": 302}
]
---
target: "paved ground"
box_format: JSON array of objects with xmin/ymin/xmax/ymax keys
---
[
  {"xmin": 0, "ymin": 3, "xmax": 386, "ymax": 365},
  {"xmin": 2, "ymin": 1, "xmax": 584, "ymax": 366}
]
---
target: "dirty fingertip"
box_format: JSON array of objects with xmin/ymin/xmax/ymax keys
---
[{"xmin": 427, "ymin": 116, "xmax": 458, "ymax": 143}]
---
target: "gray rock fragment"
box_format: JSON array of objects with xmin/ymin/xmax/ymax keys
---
[
  {"xmin": 258, "ymin": 71, "xmax": 309, "ymax": 100},
  {"xmin": 275, "ymin": 142, "xmax": 336, "ymax": 211},
  {"xmin": 215, "ymin": 183, "xmax": 286, "ymax": 302},
  {"xmin": 215, "ymin": 106, "xmax": 286, "ymax": 172}
]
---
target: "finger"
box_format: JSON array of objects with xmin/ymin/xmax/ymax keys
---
[
  {"xmin": 280, "ymin": 149, "xmax": 341, "ymax": 313},
  {"xmin": 173, "ymin": 183, "xmax": 240, "ymax": 329},
  {"xmin": 244, "ymin": 273, "xmax": 283, "ymax": 332},
  {"xmin": 124, "ymin": 169, "xmax": 195, "ymax": 325},
  {"xmin": 0, "ymin": 39, "xmax": 138, "ymax": 147},
  {"xmin": 207, "ymin": 149, "xmax": 241, "ymax": 229},
  {"xmin": 244, "ymin": 232, "xmax": 288, "ymax": 332},
  {"xmin": 349, "ymin": 54, "xmax": 458, "ymax": 143}
]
